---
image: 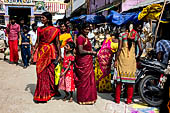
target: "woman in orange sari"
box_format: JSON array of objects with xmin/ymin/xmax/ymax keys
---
[{"xmin": 31, "ymin": 12, "xmax": 61, "ymax": 103}]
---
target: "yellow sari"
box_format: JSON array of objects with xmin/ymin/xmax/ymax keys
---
[{"xmin": 59, "ymin": 33, "xmax": 73, "ymax": 48}]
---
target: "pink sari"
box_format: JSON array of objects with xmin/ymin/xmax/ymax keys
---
[
  {"xmin": 96, "ymin": 38, "xmax": 115, "ymax": 84},
  {"xmin": 34, "ymin": 26, "xmax": 60, "ymax": 102},
  {"xmin": 75, "ymin": 35, "xmax": 97, "ymax": 104}
]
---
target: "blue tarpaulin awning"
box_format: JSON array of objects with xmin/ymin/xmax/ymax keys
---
[
  {"xmin": 106, "ymin": 10, "xmax": 140, "ymax": 26},
  {"xmin": 70, "ymin": 15, "xmax": 106, "ymax": 24},
  {"xmin": 70, "ymin": 17, "xmax": 79, "ymax": 22}
]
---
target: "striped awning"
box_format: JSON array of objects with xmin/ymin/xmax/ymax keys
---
[{"xmin": 45, "ymin": 2, "xmax": 67, "ymax": 13}]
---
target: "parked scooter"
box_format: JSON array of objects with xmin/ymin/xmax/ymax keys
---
[{"xmin": 136, "ymin": 50, "xmax": 167, "ymax": 107}]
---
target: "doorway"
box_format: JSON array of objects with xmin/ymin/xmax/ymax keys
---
[{"xmin": 8, "ymin": 7, "xmax": 31, "ymax": 26}]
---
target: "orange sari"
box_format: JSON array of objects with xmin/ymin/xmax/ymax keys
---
[
  {"xmin": 36, "ymin": 26, "xmax": 59, "ymax": 74},
  {"xmin": 34, "ymin": 26, "xmax": 60, "ymax": 102}
]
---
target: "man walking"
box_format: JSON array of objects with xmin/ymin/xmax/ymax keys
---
[{"xmin": 6, "ymin": 16, "xmax": 20, "ymax": 64}]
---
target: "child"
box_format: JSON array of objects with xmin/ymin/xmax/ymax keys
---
[
  {"xmin": 29, "ymin": 23, "xmax": 37, "ymax": 64},
  {"xmin": 19, "ymin": 25, "xmax": 32, "ymax": 69},
  {"xmin": 58, "ymin": 41, "xmax": 75, "ymax": 102}
]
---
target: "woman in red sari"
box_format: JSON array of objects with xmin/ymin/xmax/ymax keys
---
[
  {"xmin": 75, "ymin": 23, "xmax": 97, "ymax": 105},
  {"xmin": 31, "ymin": 12, "xmax": 61, "ymax": 103}
]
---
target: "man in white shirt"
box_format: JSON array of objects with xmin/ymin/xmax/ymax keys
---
[
  {"xmin": 28, "ymin": 23, "xmax": 37, "ymax": 63},
  {"xmin": 29, "ymin": 23, "xmax": 37, "ymax": 46}
]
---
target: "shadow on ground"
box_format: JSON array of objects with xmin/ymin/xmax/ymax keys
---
[
  {"xmin": 52, "ymin": 90, "xmax": 77, "ymax": 103},
  {"xmin": 97, "ymin": 93, "xmax": 114, "ymax": 101},
  {"xmin": 2, "ymin": 58, "xmax": 25, "ymax": 68},
  {"xmin": 25, "ymin": 84, "xmax": 36, "ymax": 96}
]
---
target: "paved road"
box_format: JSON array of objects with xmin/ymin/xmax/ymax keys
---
[{"xmin": 0, "ymin": 53, "xmax": 159, "ymax": 113}]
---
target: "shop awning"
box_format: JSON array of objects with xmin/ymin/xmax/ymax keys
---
[
  {"xmin": 106, "ymin": 10, "xmax": 139, "ymax": 26},
  {"xmin": 79, "ymin": 15, "xmax": 106, "ymax": 24},
  {"xmin": 124, "ymin": 0, "xmax": 170, "ymax": 12}
]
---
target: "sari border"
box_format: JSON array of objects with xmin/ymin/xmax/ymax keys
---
[
  {"xmin": 41, "ymin": 26, "xmax": 53, "ymax": 32},
  {"xmin": 78, "ymin": 100, "xmax": 96, "ymax": 105},
  {"xmin": 34, "ymin": 95, "xmax": 52, "ymax": 102},
  {"xmin": 49, "ymin": 28, "xmax": 60, "ymax": 43}
]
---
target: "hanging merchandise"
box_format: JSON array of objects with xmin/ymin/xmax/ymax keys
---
[{"xmin": 138, "ymin": 4, "xmax": 163, "ymax": 21}]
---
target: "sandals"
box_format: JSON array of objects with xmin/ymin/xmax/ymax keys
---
[{"xmin": 63, "ymin": 96, "xmax": 73, "ymax": 102}]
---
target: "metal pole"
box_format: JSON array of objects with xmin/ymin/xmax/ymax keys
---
[{"xmin": 153, "ymin": 0, "xmax": 167, "ymax": 48}]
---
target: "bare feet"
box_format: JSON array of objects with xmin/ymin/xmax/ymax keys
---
[
  {"xmin": 68, "ymin": 97, "xmax": 73, "ymax": 102},
  {"xmin": 62, "ymin": 96, "xmax": 68, "ymax": 101}
]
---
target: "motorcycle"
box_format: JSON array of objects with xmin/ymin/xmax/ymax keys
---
[
  {"xmin": 136, "ymin": 51, "xmax": 167, "ymax": 107},
  {"xmin": 111, "ymin": 49, "xmax": 167, "ymax": 106}
]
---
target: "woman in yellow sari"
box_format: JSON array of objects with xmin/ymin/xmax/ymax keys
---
[
  {"xmin": 95, "ymin": 33, "xmax": 118, "ymax": 93},
  {"xmin": 59, "ymin": 22, "xmax": 73, "ymax": 48}
]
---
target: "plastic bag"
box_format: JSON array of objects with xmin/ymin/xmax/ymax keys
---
[
  {"xmin": 4, "ymin": 47, "xmax": 10, "ymax": 56},
  {"xmin": 55, "ymin": 63, "xmax": 62, "ymax": 85}
]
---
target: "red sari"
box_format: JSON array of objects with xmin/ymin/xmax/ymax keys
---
[
  {"xmin": 34, "ymin": 26, "xmax": 60, "ymax": 102},
  {"xmin": 58, "ymin": 55, "xmax": 75, "ymax": 92},
  {"xmin": 75, "ymin": 35, "xmax": 97, "ymax": 105}
]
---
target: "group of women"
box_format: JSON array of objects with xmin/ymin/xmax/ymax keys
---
[
  {"xmin": 32, "ymin": 12, "xmax": 143, "ymax": 105},
  {"xmin": 95, "ymin": 24, "xmax": 142, "ymax": 104}
]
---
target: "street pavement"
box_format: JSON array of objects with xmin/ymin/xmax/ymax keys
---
[{"xmin": 0, "ymin": 53, "xmax": 159, "ymax": 113}]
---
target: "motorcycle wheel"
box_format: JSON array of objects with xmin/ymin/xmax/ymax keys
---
[{"xmin": 138, "ymin": 75, "xmax": 163, "ymax": 107}]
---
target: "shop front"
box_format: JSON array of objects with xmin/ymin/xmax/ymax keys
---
[
  {"xmin": 3, "ymin": 0, "xmax": 35, "ymax": 25},
  {"xmin": 0, "ymin": 0, "xmax": 45, "ymax": 26}
]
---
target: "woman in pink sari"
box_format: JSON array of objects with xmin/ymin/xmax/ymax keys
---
[
  {"xmin": 31, "ymin": 12, "xmax": 61, "ymax": 103},
  {"xmin": 75, "ymin": 23, "xmax": 97, "ymax": 105}
]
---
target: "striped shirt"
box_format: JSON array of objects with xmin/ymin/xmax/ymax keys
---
[{"xmin": 7, "ymin": 23, "xmax": 20, "ymax": 41}]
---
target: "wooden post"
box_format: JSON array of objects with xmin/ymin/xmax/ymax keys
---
[
  {"xmin": 71, "ymin": 0, "xmax": 73, "ymax": 12},
  {"xmin": 153, "ymin": 0, "xmax": 167, "ymax": 48},
  {"xmin": 150, "ymin": 19, "xmax": 152, "ymax": 33},
  {"xmin": 87, "ymin": 0, "xmax": 90, "ymax": 14}
]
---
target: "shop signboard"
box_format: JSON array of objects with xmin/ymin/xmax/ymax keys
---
[{"xmin": 122, "ymin": 0, "xmax": 146, "ymax": 12}]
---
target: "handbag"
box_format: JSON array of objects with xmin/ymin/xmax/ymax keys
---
[{"xmin": 54, "ymin": 63, "xmax": 62, "ymax": 85}]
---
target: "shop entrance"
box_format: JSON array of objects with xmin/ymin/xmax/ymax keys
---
[{"xmin": 8, "ymin": 7, "xmax": 31, "ymax": 26}]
